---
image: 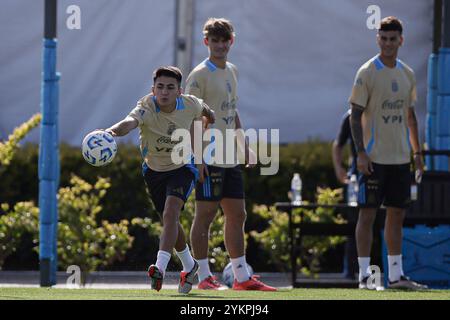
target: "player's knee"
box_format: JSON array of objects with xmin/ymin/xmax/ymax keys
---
[
  {"xmin": 386, "ymin": 209, "xmax": 405, "ymax": 224},
  {"xmin": 388, "ymin": 207, "xmax": 405, "ymax": 215},
  {"xmin": 226, "ymin": 209, "xmax": 247, "ymax": 226},
  {"xmin": 192, "ymin": 218, "xmax": 212, "ymax": 233},
  {"xmin": 358, "ymin": 210, "xmax": 376, "ymax": 225},
  {"xmin": 162, "ymin": 206, "xmax": 181, "ymax": 224},
  {"xmin": 194, "ymin": 209, "xmax": 216, "ymax": 227}
]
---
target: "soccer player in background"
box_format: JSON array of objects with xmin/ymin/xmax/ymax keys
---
[
  {"xmin": 185, "ymin": 17, "xmax": 276, "ymax": 291},
  {"xmin": 105, "ymin": 66, "xmax": 215, "ymax": 293},
  {"xmin": 349, "ymin": 16, "xmax": 427, "ymax": 290}
]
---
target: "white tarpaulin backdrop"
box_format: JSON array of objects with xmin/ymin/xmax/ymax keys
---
[{"xmin": 0, "ymin": 0, "xmax": 433, "ymax": 144}]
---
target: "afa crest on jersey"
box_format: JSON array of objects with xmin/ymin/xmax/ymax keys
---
[
  {"xmin": 226, "ymin": 81, "xmax": 232, "ymax": 93},
  {"xmin": 392, "ymin": 80, "xmax": 399, "ymax": 92},
  {"xmin": 167, "ymin": 122, "xmax": 177, "ymax": 136}
]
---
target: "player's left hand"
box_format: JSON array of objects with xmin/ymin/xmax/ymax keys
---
[
  {"xmin": 96, "ymin": 128, "xmax": 116, "ymax": 136},
  {"xmin": 197, "ymin": 163, "xmax": 209, "ymax": 183},
  {"xmin": 245, "ymin": 147, "xmax": 257, "ymax": 168},
  {"xmin": 335, "ymin": 166, "xmax": 348, "ymax": 184},
  {"xmin": 206, "ymin": 109, "xmax": 215, "ymax": 125},
  {"xmin": 202, "ymin": 103, "xmax": 215, "ymax": 125},
  {"xmin": 414, "ymin": 153, "xmax": 424, "ymax": 183}
]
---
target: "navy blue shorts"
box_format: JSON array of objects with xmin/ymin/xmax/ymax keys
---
[
  {"xmin": 195, "ymin": 165, "xmax": 245, "ymax": 201},
  {"xmin": 142, "ymin": 163, "xmax": 197, "ymax": 214},
  {"xmin": 358, "ymin": 163, "xmax": 411, "ymax": 209}
]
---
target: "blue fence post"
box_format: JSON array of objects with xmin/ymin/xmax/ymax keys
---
[
  {"xmin": 39, "ymin": 38, "xmax": 59, "ymax": 287},
  {"xmin": 426, "ymin": 53, "xmax": 439, "ymax": 170},
  {"xmin": 436, "ymin": 48, "xmax": 450, "ymax": 170}
]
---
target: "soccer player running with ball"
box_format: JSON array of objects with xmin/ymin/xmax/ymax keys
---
[
  {"xmin": 185, "ymin": 18, "xmax": 276, "ymax": 291},
  {"xmin": 349, "ymin": 17, "xmax": 427, "ymax": 290},
  {"xmin": 105, "ymin": 66, "xmax": 215, "ymax": 293}
]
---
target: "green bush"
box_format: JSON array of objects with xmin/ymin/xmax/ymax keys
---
[
  {"xmin": 250, "ymin": 187, "xmax": 347, "ymax": 276},
  {"xmin": 0, "ymin": 202, "xmax": 39, "ymax": 269},
  {"xmin": 56, "ymin": 175, "xmax": 133, "ymax": 275},
  {"xmin": 0, "ymin": 113, "xmax": 41, "ymax": 168},
  {"xmin": 244, "ymin": 140, "xmax": 342, "ymax": 208},
  {"xmin": 0, "ymin": 175, "xmax": 134, "ymax": 278},
  {"xmin": 0, "ymin": 140, "xmax": 348, "ymax": 272},
  {"xmin": 1, "ymin": 140, "xmax": 341, "ymax": 219},
  {"xmin": 0, "ymin": 115, "xmax": 41, "ymax": 206}
]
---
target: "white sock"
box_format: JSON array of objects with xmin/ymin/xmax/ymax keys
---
[
  {"xmin": 156, "ymin": 250, "xmax": 171, "ymax": 276},
  {"xmin": 358, "ymin": 257, "xmax": 371, "ymax": 281},
  {"xmin": 388, "ymin": 254, "xmax": 403, "ymax": 282},
  {"xmin": 231, "ymin": 256, "xmax": 251, "ymax": 283},
  {"xmin": 175, "ymin": 245, "xmax": 195, "ymax": 272},
  {"xmin": 197, "ymin": 258, "xmax": 213, "ymax": 282}
]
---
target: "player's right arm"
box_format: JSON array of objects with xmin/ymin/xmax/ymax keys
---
[
  {"xmin": 331, "ymin": 116, "xmax": 351, "ymax": 184},
  {"xmin": 235, "ymin": 110, "xmax": 256, "ymax": 168},
  {"xmin": 106, "ymin": 116, "xmax": 138, "ymax": 137},
  {"xmin": 350, "ymin": 104, "xmax": 372, "ymax": 175},
  {"xmin": 349, "ymin": 65, "xmax": 373, "ymax": 175},
  {"xmin": 190, "ymin": 115, "xmax": 209, "ymax": 183},
  {"xmin": 332, "ymin": 141, "xmax": 347, "ymax": 184},
  {"xmin": 332, "ymin": 113, "xmax": 352, "ymax": 183}
]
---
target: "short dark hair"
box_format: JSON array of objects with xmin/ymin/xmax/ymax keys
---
[
  {"xmin": 203, "ymin": 18, "xmax": 235, "ymax": 40},
  {"xmin": 378, "ymin": 16, "xmax": 403, "ymax": 35},
  {"xmin": 153, "ymin": 66, "xmax": 182, "ymax": 85}
]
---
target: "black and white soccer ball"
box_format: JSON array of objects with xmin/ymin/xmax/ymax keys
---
[
  {"xmin": 82, "ymin": 130, "xmax": 117, "ymax": 167},
  {"xmin": 222, "ymin": 262, "xmax": 254, "ymax": 288}
]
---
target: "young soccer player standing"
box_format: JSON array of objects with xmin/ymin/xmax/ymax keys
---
[
  {"xmin": 185, "ymin": 18, "xmax": 276, "ymax": 291},
  {"xmin": 349, "ymin": 17, "xmax": 427, "ymax": 290}
]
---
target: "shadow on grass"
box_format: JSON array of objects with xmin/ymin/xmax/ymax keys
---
[{"xmin": 165, "ymin": 293, "xmax": 230, "ymax": 299}]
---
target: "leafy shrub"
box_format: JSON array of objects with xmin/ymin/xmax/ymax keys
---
[
  {"xmin": 0, "ymin": 113, "xmax": 41, "ymax": 168},
  {"xmin": 1, "ymin": 139, "xmax": 349, "ymax": 272},
  {"xmin": 250, "ymin": 187, "xmax": 347, "ymax": 276},
  {"xmin": 0, "ymin": 202, "xmax": 39, "ymax": 269},
  {"xmin": 0, "ymin": 175, "xmax": 134, "ymax": 279},
  {"xmin": 56, "ymin": 175, "xmax": 133, "ymax": 275}
]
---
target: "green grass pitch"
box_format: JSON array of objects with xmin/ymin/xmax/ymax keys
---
[{"xmin": 0, "ymin": 287, "xmax": 449, "ymax": 300}]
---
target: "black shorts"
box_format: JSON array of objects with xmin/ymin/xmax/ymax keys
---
[
  {"xmin": 195, "ymin": 165, "xmax": 245, "ymax": 201},
  {"xmin": 142, "ymin": 162, "xmax": 197, "ymax": 214},
  {"xmin": 358, "ymin": 162, "xmax": 411, "ymax": 209}
]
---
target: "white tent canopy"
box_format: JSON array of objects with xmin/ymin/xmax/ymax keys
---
[{"xmin": 0, "ymin": 0, "xmax": 433, "ymax": 144}]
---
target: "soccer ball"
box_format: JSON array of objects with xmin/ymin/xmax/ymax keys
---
[
  {"xmin": 222, "ymin": 262, "xmax": 254, "ymax": 288},
  {"xmin": 82, "ymin": 130, "xmax": 117, "ymax": 167}
]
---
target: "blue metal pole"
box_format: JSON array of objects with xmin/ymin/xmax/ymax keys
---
[
  {"xmin": 436, "ymin": 0, "xmax": 450, "ymax": 171},
  {"xmin": 426, "ymin": 0, "xmax": 442, "ymax": 170},
  {"xmin": 39, "ymin": 0, "xmax": 59, "ymax": 287},
  {"xmin": 426, "ymin": 54, "xmax": 438, "ymax": 170},
  {"xmin": 436, "ymin": 48, "xmax": 450, "ymax": 171}
]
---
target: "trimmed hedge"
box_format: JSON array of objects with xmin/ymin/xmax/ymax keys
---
[{"xmin": 0, "ymin": 140, "xmax": 351, "ymax": 272}]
